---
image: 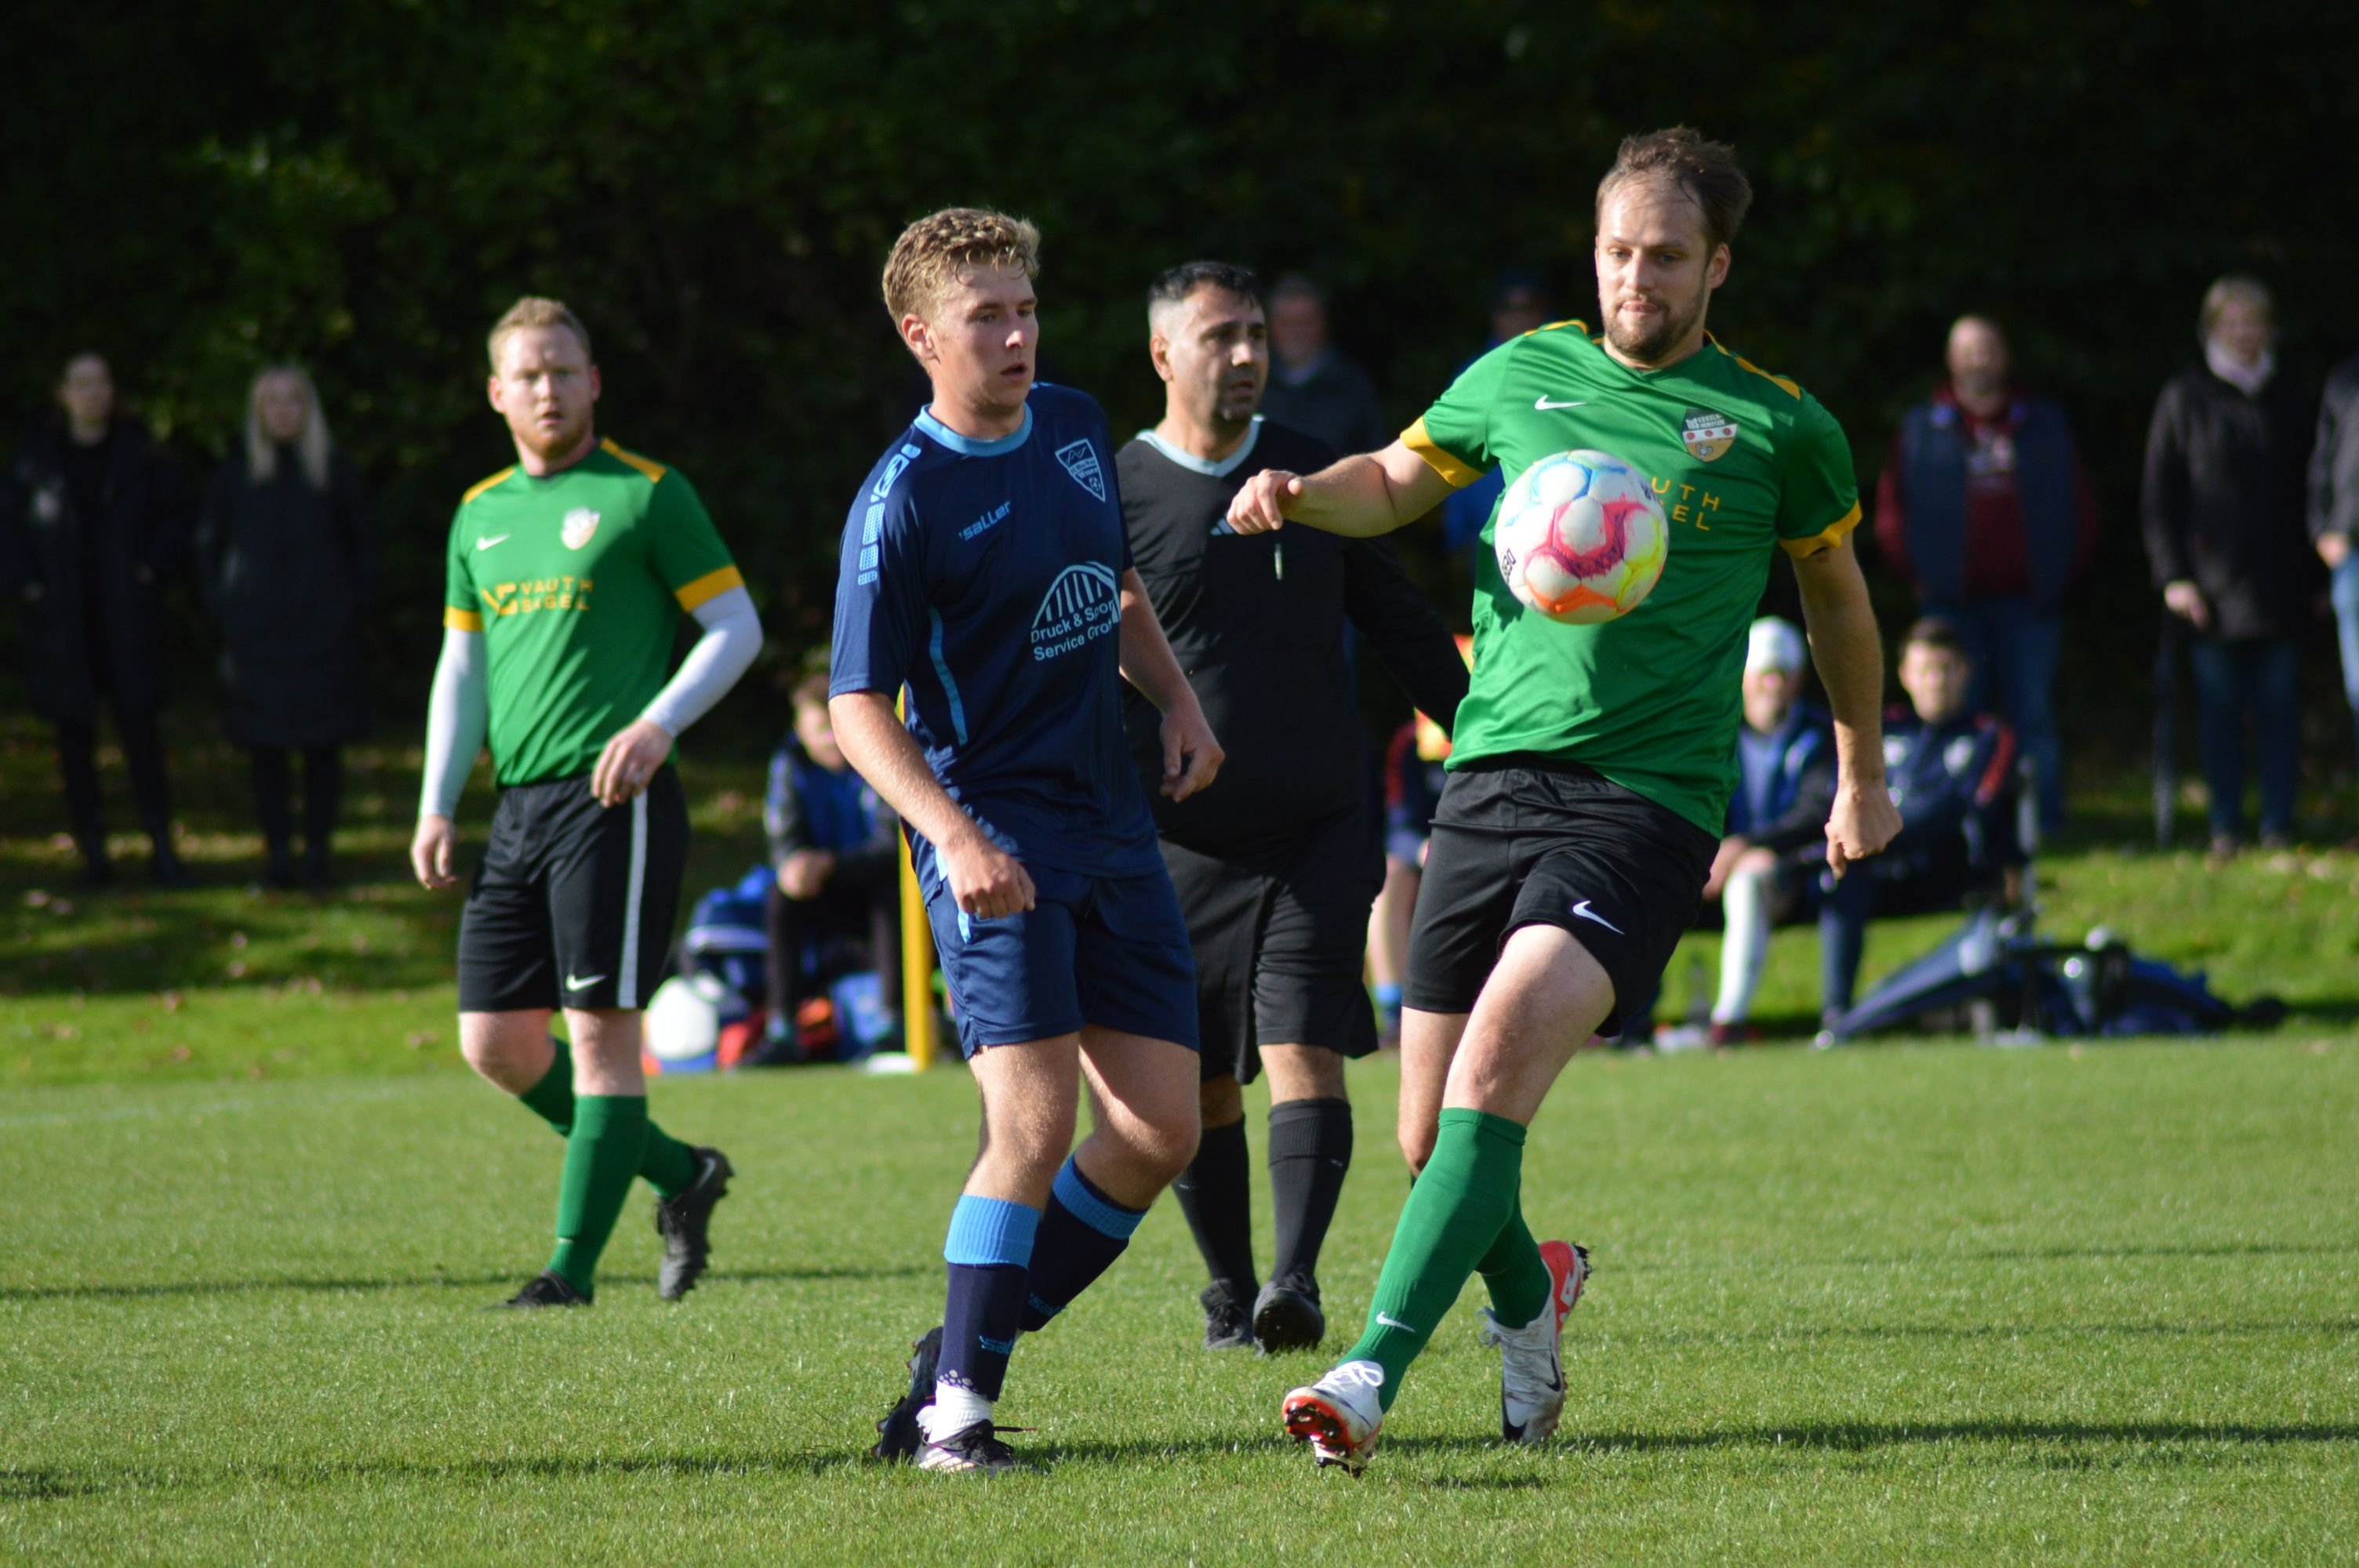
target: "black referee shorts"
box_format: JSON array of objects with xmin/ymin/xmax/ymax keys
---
[
  {"xmin": 1404, "ymin": 758, "xmax": 1717, "ymax": 1036},
  {"xmin": 456, "ymin": 765, "xmax": 689, "ymax": 1014},
  {"xmin": 1161, "ymin": 804, "xmax": 1383, "ymax": 1086}
]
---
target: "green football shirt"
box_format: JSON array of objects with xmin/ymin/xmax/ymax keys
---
[
  {"xmin": 443, "ymin": 438, "xmax": 742, "ymax": 787},
  {"xmin": 1405, "ymin": 322, "xmax": 1859, "ymax": 834}
]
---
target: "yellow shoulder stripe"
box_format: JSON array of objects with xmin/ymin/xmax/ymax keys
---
[
  {"xmin": 1779, "ymin": 501, "xmax": 1863, "ymax": 559},
  {"xmin": 444, "ymin": 606, "xmax": 485, "ymax": 632},
  {"xmin": 601, "ymin": 438, "xmax": 669, "ymax": 483},
  {"xmin": 674, "ymin": 564, "xmax": 745, "ymax": 612},
  {"xmin": 1536, "ymin": 318, "xmax": 1590, "ymax": 336},
  {"xmin": 1722, "ymin": 343, "xmax": 1802, "ymax": 401},
  {"xmin": 460, "ymin": 466, "xmax": 517, "ymax": 506},
  {"xmin": 1401, "ymin": 418, "xmax": 1481, "ymax": 489}
]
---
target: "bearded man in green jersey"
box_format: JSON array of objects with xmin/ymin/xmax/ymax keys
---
[
  {"xmin": 409, "ymin": 297, "xmax": 764, "ymax": 1308},
  {"xmin": 1229, "ymin": 129, "xmax": 1903, "ymax": 1472}
]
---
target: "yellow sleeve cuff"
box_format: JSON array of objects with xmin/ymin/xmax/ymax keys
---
[
  {"xmin": 674, "ymin": 564, "xmax": 745, "ymax": 612},
  {"xmin": 444, "ymin": 607, "xmax": 484, "ymax": 632},
  {"xmin": 1779, "ymin": 501, "xmax": 1863, "ymax": 559},
  {"xmin": 1401, "ymin": 418, "xmax": 1483, "ymax": 489}
]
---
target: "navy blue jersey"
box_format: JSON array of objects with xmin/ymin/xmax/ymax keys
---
[{"xmin": 831, "ymin": 384, "xmax": 1159, "ymax": 882}]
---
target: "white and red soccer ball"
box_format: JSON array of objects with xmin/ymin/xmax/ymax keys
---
[{"xmin": 1492, "ymin": 449, "xmax": 1668, "ymax": 624}]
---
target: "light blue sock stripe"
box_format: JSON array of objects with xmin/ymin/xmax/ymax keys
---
[
  {"xmin": 1052, "ymin": 1158, "xmax": 1143, "ymax": 1240},
  {"xmin": 943, "ymin": 1196, "xmax": 1041, "ymax": 1267}
]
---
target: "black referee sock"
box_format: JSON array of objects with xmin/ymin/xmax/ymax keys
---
[
  {"xmin": 1268, "ymin": 1098, "xmax": 1353, "ymax": 1287},
  {"xmin": 1171, "ymin": 1117, "xmax": 1257, "ymax": 1298}
]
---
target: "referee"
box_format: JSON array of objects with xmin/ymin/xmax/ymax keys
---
[
  {"xmin": 1121, "ymin": 262, "xmax": 1469, "ymax": 1352},
  {"xmin": 410, "ymin": 297, "xmax": 763, "ymax": 1308}
]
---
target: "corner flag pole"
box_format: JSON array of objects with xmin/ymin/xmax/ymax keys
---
[{"xmin": 895, "ymin": 690, "xmax": 936, "ymax": 1071}]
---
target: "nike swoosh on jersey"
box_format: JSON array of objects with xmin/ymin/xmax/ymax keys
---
[
  {"xmin": 1568, "ymin": 899, "xmax": 1624, "ymax": 935},
  {"xmin": 1533, "ymin": 397, "xmax": 1589, "ymax": 411},
  {"xmin": 474, "ymin": 534, "xmax": 511, "ymax": 551},
  {"xmin": 564, "ymin": 971, "xmax": 608, "ymax": 989}
]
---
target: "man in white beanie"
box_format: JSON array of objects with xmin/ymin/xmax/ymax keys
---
[{"xmin": 1655, "ymin": 616, "xmax": 1837, "ymax": 1049}]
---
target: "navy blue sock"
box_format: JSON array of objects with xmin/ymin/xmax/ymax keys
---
[
  {"xmin": 936, "ymin": 1196, "xmax": 1039, "ymax": 1406},
  {"xmin": 1018, "ymin": 1156, "xmax": 1146, "ymax": 1333}
]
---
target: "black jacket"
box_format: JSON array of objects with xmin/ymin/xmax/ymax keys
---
[
  {"xmin": 2141, "ymin": 363, "xmax": 2317, "ymax": 641},
  {"xmin": 198, "ymin": 445, "xmax": 378, "ymax": 750},
  {"xmin": 2, "ymin": 418, "xmax": 191, "ymax": 722},
  {"xmin": 2306, "ymin": 352, "xmax": 2359, "ymax": 545},
  {"xmin": 1118, "ymin": 419, "xmax": 1468, "ymax": 855}
]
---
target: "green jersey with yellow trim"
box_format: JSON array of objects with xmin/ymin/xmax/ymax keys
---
[
  {"xmin": 1404, "ymin": 323, "xmax": 1859, "ymax": 834},
  {"xmin": 443, "ymin": 438, "xmax": 741, "ymax": 787}
]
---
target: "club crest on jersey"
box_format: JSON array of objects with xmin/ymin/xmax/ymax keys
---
[
  {"xmin": 562, "ymin": 508, "xmax": 601, "ymax": 550},
  {"xmin": 1681, "ymin": 408, "xmax": 1739, "ymax": 463},
  {"xmin": 1055, "ymin": 438, "xmax": 1106, "ymax": 502}
]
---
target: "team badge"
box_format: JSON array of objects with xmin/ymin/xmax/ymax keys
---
[
  {"xmin": 1055, "ymin": 439, "xmax": 1106, "ymax": 502},
  {"xmin": 1681, "ymin": 408, "xmax": 1739, "ymax": 463},
  {"xmin": 561, "ymin": 508, "xmax": 601, "ymax": 550}
]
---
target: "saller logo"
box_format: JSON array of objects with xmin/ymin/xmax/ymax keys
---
[
  {"xmin": 1030, "ymin": 563, "xmax": 1120, "ymax": 662},
  {"xmin": 562, "ymin": 508, "xmax": 601, "ymax": 550},
  {"xmin": 1055, "ymin": 438, "xmax": 1106, "ymax": 502},
  {"xmin": 1681, "ymin": 408, "xmax": 1739, "ymax": 463}
]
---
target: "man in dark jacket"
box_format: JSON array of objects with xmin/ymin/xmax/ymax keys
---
[
  {"xmin": 1260, "ymin": 274, "xmax": 1389, "ymax": 459},
  {"xmin": 760, "ymin": 670, "xmax": 902, "ymax": 1061},
  {"xmin": 1121, "ymin": 261, "xmax": 1469, "ymax": 1356},
  {"xmin": 2306, "ymin": 349, "xmax": 2359, "ymax": 829},
  {"xmin": 2142, "ymin": 277, "xmax": 2317, "ymax": 853},
  {"xmin": 2, "ymin": 353, "xmax": 191, "ymax": 885},
  {"xmin": 1819, "ymin": 617, "xmax": 2024, "ymax": 1025},
  {"xmin": 1875, "ymin": 317, "xmax": 2096, "ymax": 834}
]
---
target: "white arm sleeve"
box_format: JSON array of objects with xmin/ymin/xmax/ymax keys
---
[
  {"xmin": 420, "ymin": 627, "xmax": 489, "ymax": 820},
  {"xmin": 640, "ymin": 586, "xmax": 763, "ymax": 737}
]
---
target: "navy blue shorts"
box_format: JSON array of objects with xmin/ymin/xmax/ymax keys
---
[{"xmin": 923, "ymin": 863, "xmax": 1200, "ymax": 1058}]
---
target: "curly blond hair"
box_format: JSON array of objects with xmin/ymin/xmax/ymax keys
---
[{"xmin": 881, "ymin": 208, "xmax": 1041, "ymax": 325}]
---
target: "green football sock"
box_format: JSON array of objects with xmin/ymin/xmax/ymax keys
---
[
  {"xmin": 514, "ymin": 1040, "xmax": 696, "ymax": 1199},
  {"xmin": 546, "ymin": 1095, "xmax": 649, "ymax": 1298},
  {"xmin": 1339, "ymin": 1107, "xmax": 1527, "ymax": 1412},
  {"xmin": 1474, "ymin": 1190, "xmax": 1551, "ymax": 1329}
]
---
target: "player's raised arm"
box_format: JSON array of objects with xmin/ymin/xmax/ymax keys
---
[
  {"xmin": 1227, "ymin": 439, "xmax": 1453, "ymax": 539},
  {"xmin": 1791, "ymin": 535, "xmax": 1899, "ymax": 876},
  {"xmin": 1114, "ymin": 567, "xmax": 1223, "ymax": 801}
]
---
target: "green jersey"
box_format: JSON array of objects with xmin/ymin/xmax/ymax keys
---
[
  {"xmin": 443, "ymin": 438, "xmax": 742, "ymax": 787},
  {"xmin": 1405, "ymin": 323, "xmax": 1859, "ymax": 834}
]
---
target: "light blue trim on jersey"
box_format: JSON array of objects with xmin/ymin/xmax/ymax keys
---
[
  {"xmin": 1051, "ymin": 1156, "xmax": 1144, "ymax": 1240},
  {"xmin": 916, "ymin": 402, "xmax": 1034, "ymax": 457},
  {"xmin": 943, "ymin": 1194, "xmax": 1041, "ymax": 1267},
  {"xmin": 927, "ymin": 608, "xmax": 969, "ymax": 745},
  {"xmin": 1133, "ymin": 416, "xmax": 1263, "ymax": 479}
]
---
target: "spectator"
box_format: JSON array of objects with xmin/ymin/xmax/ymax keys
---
[
  {"xmin": 1439, "ymin": 271, "xmax": 1554, "ymax": 558},
  {"xmin": 1874, "ymin": 316, "xmax": 2097, "ymax": 833},
  {"xmin": 1819, "ymin": 617, "xmax": 2024, "ymax": 1026},
  {"xmin": 1260, "ymin": 274, "xmax": 1389, "ymax": 457},
  {"xmin": 198, "ymin": 366, "xmax": 378, "ymax": 890},
  {"xmin": 2142, "ymin": 277, "xmax": 2317, "ymax": 855},
  {"xmin": 2306, "ymin": 347, "xmax": 2359, "ymax": 836},
  {"xmin": 1656, "ymin": 618, "xmax": 1836, "ymax": 1050},
  {"xmin": 1, "ymin": 353, "xmax": 191, "ymax": 886},
  {"xmin": 758, "ymin": 670, "xmax": 901, "ymax": 1062}
]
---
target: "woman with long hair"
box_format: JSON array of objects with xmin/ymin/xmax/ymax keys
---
[{"xmin": 199, "ymin": 366, "xmax": 377, "ymax": 888}]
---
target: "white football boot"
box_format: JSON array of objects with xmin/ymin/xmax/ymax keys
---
[
  {"xmin": 1476, "ymin": 1239, "xmax": 1590, "ymax": 1445},
  {"xmin": 1281, "ymin": 1359, "xmax": 1387, "ymax": 1475}
]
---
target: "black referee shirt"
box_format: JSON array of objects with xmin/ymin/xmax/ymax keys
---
[{"xmin": 1119, "ymin": 417, "xmax": 1469, "ymax": 856}]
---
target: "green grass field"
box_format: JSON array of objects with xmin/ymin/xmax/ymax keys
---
[{"xmin": 5, "ymin": 721, "xmax": 2358, "ymax": 1562}]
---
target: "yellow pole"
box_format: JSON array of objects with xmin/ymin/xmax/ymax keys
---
[{"xmin": 895, "ymin": 689, "xmax": 936, "ymax": 1070}]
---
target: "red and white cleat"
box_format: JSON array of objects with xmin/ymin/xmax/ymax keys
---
[
  {"xmin": 1477, "ymin": 1239, "xmax": 1590, "ymax": 1445},
  {"xmin": 1281, "ymin": 1359, "xmax": 1387, "ymax": 1475}
]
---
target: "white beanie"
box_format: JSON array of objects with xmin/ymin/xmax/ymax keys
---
[{"xmin": 1745, "ymin": 616, "xmax": 1805, "ymax": 675}]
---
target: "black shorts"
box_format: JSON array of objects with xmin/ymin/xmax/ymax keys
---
[
  {"xmin": 1404, "ymin": 758, "xmax": 1717, "ymax": 1036},
  {"xmin": 1161, "ymin": 805, "xmax": 1382, "ymax": 1086},
  {"xmin": 456, "ymin": 765, "xmax": 689, "ymax": 1014}
]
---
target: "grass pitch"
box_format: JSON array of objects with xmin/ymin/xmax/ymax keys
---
[{"xmin": 5, "ymin": 1042, "xmax": 2357, "ymax": 1565}]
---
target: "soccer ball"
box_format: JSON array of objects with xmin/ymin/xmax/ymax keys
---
[
  {"xmin": 642, "ymin": 971, "xmax": 747, "ymax": 1075},
  {"xmin": 1492, "ymin": 449, "xmax": 1668, "ymax": 624}
]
